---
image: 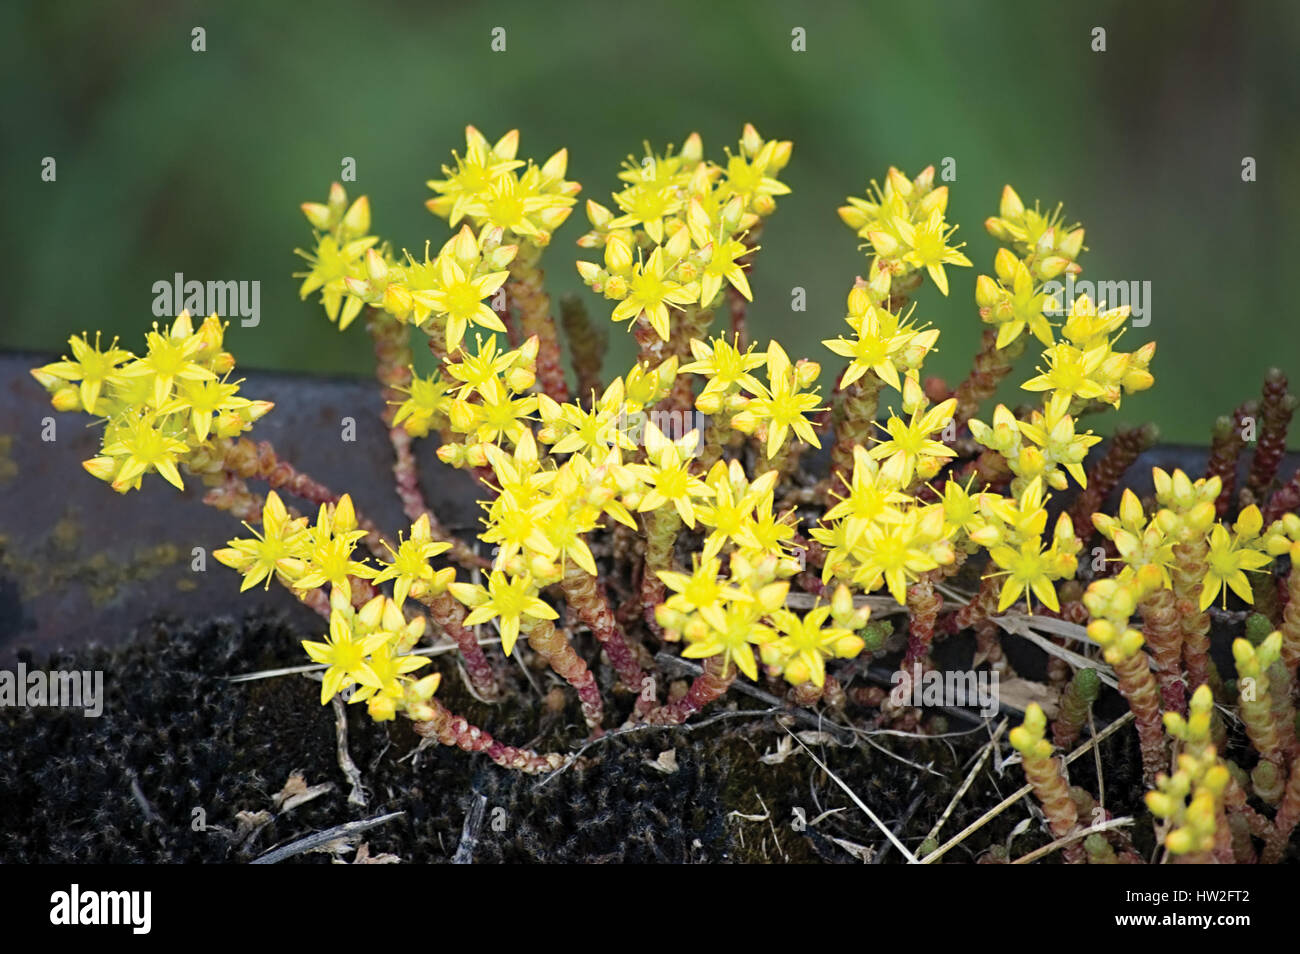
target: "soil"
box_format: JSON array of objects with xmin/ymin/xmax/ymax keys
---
[{"xmin": 1, "ymin": 606, "xmax": 1160, "ymax": 864}]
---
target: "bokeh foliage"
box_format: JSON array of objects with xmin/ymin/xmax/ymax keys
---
[{"xmin": 3, "ymin": 0, "xmax": 1298, "ymax": 441}]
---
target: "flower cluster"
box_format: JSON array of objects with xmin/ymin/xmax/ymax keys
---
[
  {"xmin": 1021, "ymin": 294, "xmax": 1156, "ymax": 410},
  {"xmin": 426, "ymin": 125, "xmax": 580, "ymax": 247},
  {"xmin": 214, "ymin": 493, "xmax": 452, "ymax": 720},
  {"xmin": 30, "ymin": 312, "xmax": 270, "ymax": 492},
  {"xmin": 575, "ymin": 125, "xmax": 791, "ymax": 340},
  {"xmin": 838, "ymin": 165, "xmax": 971, "ymax": 297}
]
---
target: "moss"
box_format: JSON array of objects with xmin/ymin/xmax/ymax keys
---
[{"xmin": 1, "ymin": 608, "xmax": 1163, "ymax": 863}]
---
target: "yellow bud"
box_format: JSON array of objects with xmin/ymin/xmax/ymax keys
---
[
  {"xmin": 384, "ymin": 283, "xmax": 413, "ymax": 316},
  {"xmin": 975, "ymin": 274, "xmax": 1002, "ymax": 309},
  {"xmin": 833, "ymin": 634, "xmax": 865, "ymax": 659},
  {"xmin": 1145, "ymin": 791, "xmax": 1176, "ymax": 818},
  {"xmin": 999, "ymin": 184, "xmax": 1025, "ymax": 219},
  {"xmin": 82, "ymin": 456, "xmax": 117, "ymax": 481},
  {"xmin": 784, "ymin": 656, "xmax": 811, "ymax": 685},
  {"xmin": 505, "ymin": 367, "xmax": 535, "ymax": 393},
  {"xmin": 604, "ymin": 275, "xmax": 628, "ymax": 299},
  {"xmin": 993, "ymin": 247, "xmax": 1019, "ymax": 284},
  {"xmin": 1164, "ymin": 829, "xmax": 1196, "ymax": 855},
  {"xmin": 695, "ymin": 391, "xmax": 723, "ymax": 415},
  {"xmin": 605, "ymin": 235, "xmax": 633, "ymax": 273},
  {"xmin": 683, "ymin": 617, "xmax": 710, "ymax": 642},
  {"xmin": 342, "ymin": 196, "xmax": 370, "ymax": 236},
  {"xmin": 867, "ymin": 230, "xmax": 899, "ymax": 258},
  {"xmin": 365, "ymin": 248, "xmax": 388, "ymax": 282},
  {"xmin": 51, "ymin": 387, "xmax": 81, "ymax": 412},
  {"xmin": 301, "ymin": 202, "xmax": 332, "ymax": 230}
]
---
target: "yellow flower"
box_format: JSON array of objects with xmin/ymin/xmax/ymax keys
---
[
  {"xmin": 295, "ymin": 233, "xmax": 378, "ymax": 331},
  {"xmin": 32, "ymin": 331, "xmax": 134, "ymax": 415},
  {"xmin": 1021, "ymin": 341, "xmax": 1110, "ymax": 404},
  {"xmin": 213, "ymin": 491, "xmax": 309, "ymax": 591},
  {"xmin": 1015, "ymin": 393, "xmax": 1100, "ymax": 490},
  {"xmin": 974, "ymin": 248, "xmax": 1055, "ymax": 349},
  {"xmin": 695, "ymin": 460, "xmax": 778, "ymax": 560},
  {"xmin": 686, "ymin": 197, "xmax": 755, "ymax": 307},
  {"xmin": 823, "ymin": 446, "xmax": 908, "ymax": 548},
  {"xmin": 658, "ymin": 556, "xmax": 747, "ymax": 632},
  {"xmin": 371, "ymin": 514, "xmax": 453, "ymax": 607},
  {"xmin": 1199, "ymin": 515, "xmax": 1272, "ymax": 611},
  {"xmin": 610, "ymin": 246, "xmax": 699, "ymax": 340},
  {"xmin": 118, "ymin": 313, "xmax": 217, "ymax": 409},
  {"xmin": 391, "ymin": 368, "xmax": 452, "ymax": 438},
  {"xmin": 719, "ymin": 124, "xmax": 792, "ymax": 214},
  {"xmin": 426, "ymin": 126, "xmax": 525, "ymax": 226},
  {"xmin": 987, "ymin": 537, "xmax": 1063, "ymax": 613},
  {"xmin": 424, "ymin": 230, "xmax": 511, "ymax": 350},
  {"xmin": 539, "ymin": 376, "xmax": 633, "ymax": 456},
  {"xmin": 764, "ymin": 603, "xmax": 863, "ymax": 687},
  {"xmin": 680, "ymin": 335, "xmax": 766, "ymax": 400},
  {"xmin": 851, "ymin": 506, "xmax": 949, "ymax": 604},
  {"xmin": 822, "ymin": 291, "xmax": 932, "ymax": 392},
  {"xmin": 627, "ymin": 421, "xmax": 713, "ymax": 528},
  {"xmin": 984, "ymin": 186, "xmax": 1085, "ymax": 282},
  {"xmin": 350, "ymin": 639, "xmax": 433, "ymax": 722},
  {"xmin": 899, "ymin": 208, "xmax": 972, "ymax": 296},
  {"xmin": 680, "ymin": 598, "xmax": 780, "ymax": 682},
  {"xmin": 461, "ymin": 161, "xmax": 578, "ymax": 245},
  {"xmin": 292, "ymin": 495, "xmax": 377, "ymax": 602},
  {"xmin": 301, "ymin": 594, "xmax": 390, "ymax": 705},
  {"xmin": 869, "ymin": 393, "xmax": 958, "ymax": 487},
  {"xmin": 735, "ymin": 341, "xmax": 823, "ymax": 458},
  {"xmin": 449, "ymin": 571, "xmax": 557, "ymax": 656},
  {"xmin": 609, "ymin": 178, "xmax": 683, "ymax": 245},
  {"xmin": 96, "ymin": 409, "xmax": 192, "ymax": 492}
]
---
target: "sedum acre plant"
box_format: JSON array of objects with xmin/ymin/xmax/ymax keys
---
[{"xmin": 31, "ymin": 124, "xmax": 1300, "ymax": 863}]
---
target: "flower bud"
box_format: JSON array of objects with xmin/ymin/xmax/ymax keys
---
[
  {"xmin": 342, "ymin": 196, "xmax": 370, "ymax": 236},
  {"xmin": 301, "ymin": 201, "xmax": 332, "ymax": 230},
  {"xmin": 51, "ymin": 387, "xmax": 81, "ymax": 412},
  {"xmin": 867, "ymin": 230, "xmax": 899, "ymax": 258},
  {"xmin": 384, "ymin": 283, "xmax": 413, "ymax": 316},
  {"xmin": 505, "ymin": 367, "xmax": 535, "ymax": 393}
]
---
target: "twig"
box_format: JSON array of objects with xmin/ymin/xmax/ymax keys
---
[
  {"xmin": 332, "ymin": 695, "xmax": 367, "ymax": 808},
  {"xmin": 993, "ymin": 616, "xmax": 1119, "ymax": 691},
  {"xmin": 249, "ymin": 811, "xmax": 405, "ymax": 865},
  {"xmin": 1011, "ymin": 816, "xmax": 1135, "ymax": 865},
  {"xmin": 922, "ymin": 718, "xmax": 1008, "ymax": 846},
  {"xmin": 225, "ymin": 636, "xmax": 503, "ymax": 684},
  {"xmin": 918, "ymin": 710, "xmax": 1135, "ymax": 864},
  {"xmin": 783, "ymin": 725, "xmax": 920, "ymax": 864},
  {"xmin": 452, "ymin": 794, "xmax": 489, "ymax": 864},
  {"xmin": 533, "ymin": 708, "xmax": 777, "ymax": 789},
  {"xmin": 125, "ymin": 766, "xmax": 169, "ymax": 848},
  {"xmin": 1090, "ymin": 708, "xmax": 1105, "ymax": 813},
  {"xmin": 872, "ymin": 784, "xmax": 925, "ymax": 864},
  {"xmin": 655, "ymin": 652, "xmax": 858, "ymax": 744}
]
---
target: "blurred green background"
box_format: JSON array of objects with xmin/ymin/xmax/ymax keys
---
[{"xmin": 4, "ymin": 0, "xmax": 1298, "ymax": 442}]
